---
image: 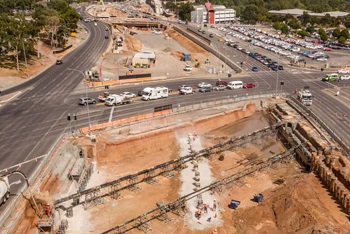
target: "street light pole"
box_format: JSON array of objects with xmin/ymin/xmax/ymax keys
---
[
  {"xmin": 275, "ymin": 54, "xmax": 279, "ymax": 94},
  {"xmin": 69, "ymin": 69, "xmax": 92, "ymax": 135}
]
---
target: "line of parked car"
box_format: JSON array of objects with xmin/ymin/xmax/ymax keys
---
[{"xmin": 77, "ymin": 79, "xmax": 257, "ymax": 106}]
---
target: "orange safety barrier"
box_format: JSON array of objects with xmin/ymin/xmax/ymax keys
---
[{"xmin": 80, "ymin": 108, "xmax": 173, "ymax": 134}]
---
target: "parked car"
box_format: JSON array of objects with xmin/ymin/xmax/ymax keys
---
[
  {"xmin": 271, "ymin": 65, "xmax": 278, "ymax": 71},
  {"xmin": 198, "ymin": 82, "xmax": 212, "ymax": 88},
  {"xmin": 130, "ymin": 31, "xmax": 137, "ymax": 35},
  {"xmin": 56, "ymin": 60, "xmax": 63, "ymax": 65},
  {"xmin": 216, "ymin": 80, "xmax": 227, "ymax": 86},
  {"xmin": 78, "ymin": 97, "xmax": 96, "ymax": 105},
  {"xmin": 184, "ymin": 65, "xmax": 192, "ymax": 71},
  {"xmin": 323, "ymin": 47, "xmax": 332, "ymax": 51},
  {"xmin": 243, "ymin": 83, "xmax": 256, "ymax": 89},
  {"xmin": 278, "ymin": 65, "xmax": 284, "ymax": 70},
  {"xmin": 316, "ymin": 57, "xmax": 328, "ymax": 61},
  {"xmin": 178, "ymin": 85, "xmax": 191, "ymax": 91},
  {"xmin": 340, "ymin": 75, "xmax": 350, "ymax": 80},
  {"xmin": 213, "ymin": 85, "xmax": 226, "ymax": 91},
  {"xmin": 120, "ymin": 92, "xmax": 136, "ymax": 98},
  {"xmin": 199, "ymin": 86, "xmax": 213, "ymax": 92},
  {"xmin": 209, "ymin": 34, "xmax": 214, "ymax": 38},
  {"xmin": 252, "ymin": 67, "xmax": 259, "ymax": 72}
]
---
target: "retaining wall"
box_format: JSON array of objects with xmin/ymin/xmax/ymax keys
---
[{"xmin": 311, "ymin": 154, "xmax": 350, "ymax": 214}]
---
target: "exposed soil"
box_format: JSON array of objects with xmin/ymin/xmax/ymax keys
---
[{"xmin": 58, "ymin": 104, "xmax": 349, "ymax": 234}]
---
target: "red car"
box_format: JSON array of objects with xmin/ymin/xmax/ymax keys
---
[
  {"xmin": 323, "ymin": 47, "xmax": 332, "ymax": 51},
  {"xmin": 216, "ymin": 80, "xmax": 228, "ymax": 86},
  {"xmin": 243, "ymin": 83, "xmax": 256, "ymax": 88}
]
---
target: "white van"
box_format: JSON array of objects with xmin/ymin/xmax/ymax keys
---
[{"xmin": 227, "ymin": 81, "xmax": 243, "ymax": 90}]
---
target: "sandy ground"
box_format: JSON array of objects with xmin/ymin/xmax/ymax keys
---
[{"xmin": 30, "ymin": 102, "xmax": 348, "ymax": 234}]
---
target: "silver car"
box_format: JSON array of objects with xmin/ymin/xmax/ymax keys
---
[{"xmin": 78, "ymin": 97, "xmax": 96, "ymax": 105}]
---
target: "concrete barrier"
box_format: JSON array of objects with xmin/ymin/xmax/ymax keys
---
[
  {"xmin": 80, "ymin": 109, "xmax": 173, "ymax": 134},
  {"xmin": 173, "ymin": 26, "xmax": 242, "ymax": 74}
]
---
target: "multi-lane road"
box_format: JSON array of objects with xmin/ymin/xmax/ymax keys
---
[{"xmin": 1, "ymin": 11, "xmax": 350, "ymax": 215}]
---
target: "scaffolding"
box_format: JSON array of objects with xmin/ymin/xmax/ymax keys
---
[{"xmin": 54, "ymin": 124, "xmax": 281, "ymax": 211}]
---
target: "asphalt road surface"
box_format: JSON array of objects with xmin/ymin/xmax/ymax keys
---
[{"xmin": 0, "ymin": 9, "xmax": 110, "ymax": 209}]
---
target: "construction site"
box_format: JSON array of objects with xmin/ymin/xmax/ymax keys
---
[
  {"xmin": 8, "ymin": 95, "xmax": 350, "ymax": 234},
  {"xmin": 2, "ymin": 3, "xmax": 350, "ymax": 234}
]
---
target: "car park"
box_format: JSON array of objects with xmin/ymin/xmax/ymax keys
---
[
  {"xmin": 56, "ymin": 60, "xmax": 63, "ymax": 65},
  {"xmin": 213, "ymin": 85, "xmax": 226, "ymax": 91},
  {"xmin": 78, "ymin": 97, "xmax": 96, "ymax": 105},
  {"xmin": 198, "ymin": 82, "xmax": 212, "ymax": 88},
  {"xmin": 252, "ymin": 67, "xmax": 259, "ymax": 72},
  {"xmin": 340, "ymin": 75, "xmax": 350, "ymax": 80},
  {"xmin": 243, "ymin": 83, "xmax": 256, "ymax": 89},
  {"xmin": 120, "ymin": 92, "xmax": 136, "ymax": 98}
]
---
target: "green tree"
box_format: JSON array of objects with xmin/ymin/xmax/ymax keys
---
[
  {"xmin": 300, "ymin": 11, "xmax": 311, "ymax": 26},
  {"xmin": 319, "ymin": 28, "xmax": 328, "ymax": 41},
  {"xmin": 288, "ymin": 19, "xmax": 300, "ymax": 29},
  {"xmin": 281, "ymin": 24, "xmax": 290, "ymax": 34},
  {"xmin": 332, "ymin": 28, "xmax": 341, "ymax": 38},
  {"xmin": 338, "ymin": 36, "xmax": 346, "ymax": 44},
  {"xmin": 306, "ymin": 26, "xmax": 315, "ymax": 34},
  {"xmin": 178, "ymin": 3, "xmax": 193, "ymax": 21},
  {"xmin": 297, "ymin": 28, "xmax": 308, "ymax": 38},
  {"xmin": 340, "ymin": 28, "xmax": 349, "ymax": 40},
  {"xmin": 241, "ymin": 4, "xmax": 261, "ymax": 24}
]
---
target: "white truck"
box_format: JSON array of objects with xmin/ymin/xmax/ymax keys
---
[
  {"xmin": 179, "ymin": 86, "xmax": 194, "ymax": 95},
  {"xmin": 105, "ymin": 94, "xmax": 133, "ymax": 106},
  {"xmin": 0, "ymin": 176, "xmax": 10, "ymax": 206},
  {"xmin": 142, "ymin": 87, "xmax": 169, "ymax": 100},
  {"xmin": 297, "ymin": 86, "xmax": 313, "ymax": 106}
]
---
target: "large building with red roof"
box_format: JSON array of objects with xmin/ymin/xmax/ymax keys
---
[{"xmin": 191, "ymin": 1, "xmax": 236, "ymax": 24}]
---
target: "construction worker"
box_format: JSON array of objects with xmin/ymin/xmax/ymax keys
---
[
  {"xmin": 213, "ymin": 199, "xmax": 217, "ymax": 211},
  {"xmin": 212, "ymin": 229, "xmax": 218, "ymax": 234},
  {"xmin": 203, "ymin": 203, "xmax": 208, "ymax": 213},
  {"xmin": 196, "ymin": 208, "xmax": 202, "ymax": 219},
  {"xmin": 45, "ymin": 204, "xmax": 52, "ymax": 217}
]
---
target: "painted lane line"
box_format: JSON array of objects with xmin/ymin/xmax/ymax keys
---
[{"xmin": 109, "ymin": 106, "xmax": 115, "ymax": 122}]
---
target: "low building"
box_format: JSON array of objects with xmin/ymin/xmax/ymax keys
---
[
  {"xmin": 191, "ymin": 2, "xmax": 236, "ymax": 25},
  {"xmin": 131, "ymin": 52, "xmax": 156, "ymax": 68},
  {"xmin": 268, "ymin": 9, "xmax": 349, "ymax": 18}
]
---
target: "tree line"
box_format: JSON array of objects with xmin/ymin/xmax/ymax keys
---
[{"xmin": 0, "ymin": 0, "xmax": 80, "ymax": 70}]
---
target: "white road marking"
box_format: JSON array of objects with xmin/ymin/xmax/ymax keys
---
[{"xmin": 109, "ymin": 106, "xmax": 114, "ymax": 122}]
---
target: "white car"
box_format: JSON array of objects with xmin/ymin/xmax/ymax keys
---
[
  {"xmin": 338, "ymin": 69, "xmax": 350, "ymax": 74},
  {"xmin": 198, "ymin": 82, "xmax": 212, "ymax": 88},
  {"xmin": 316, "ymin": 57, "xmax": 327, "ymax": 61},
  {"xmin": 120, "ymin": 92, "xmax": 136, "ymax": 98},
  {"xmin": 340, "ymin": 75, "xmax": 350, "ymax": 80},
  {"xmin": 184, "ymin": 65, "xmax": 192, "ymax": 71}
]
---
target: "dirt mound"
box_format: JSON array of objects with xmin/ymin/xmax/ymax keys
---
[
  {"xmin": 171, "ymin": 50, "xmax": 184, "ymax": 60},
  {"xmin": 166, "ymin": 28, "xmax": 208, "ymax": 54},
  {"xmin": 232, "ymin": 174, "xmax": 349, "ymax": 234},
  {"xmin": 124, "ymin": 36, "xmax": 142, "ymax": 52}
]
